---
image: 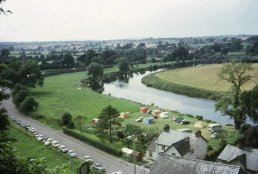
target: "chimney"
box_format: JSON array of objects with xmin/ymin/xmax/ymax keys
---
[{"xmin": 195, "ymin": 129, "xmax": 201, "ymax": 138}]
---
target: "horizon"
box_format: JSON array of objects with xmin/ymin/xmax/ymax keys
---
[{"xmin": 1, "ymin": 0, "xmax": 258, "ymax": 42}]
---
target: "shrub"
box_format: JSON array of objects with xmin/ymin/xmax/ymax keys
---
[
  {"xmin": 29, "ymin": 112, "xmax": 45, "ymax": 119},
  {"xmin": 63, "ymin": 127, "xmax": 122, "ymax": 157},
  {"xmin": 12, "ymin": 83, "xmax": 29, "ymax": 96},
  {"xmin": 13, "ymin": 90, "xmax": 30, "ymax": 106},
  {"xmin": 19, "ymin": 96, "xmax": 38, "ymax": 113},
  {"xmin": 196, "ymin": 115, "xmax": 203, "ymax": 120},
  {"xmin": 67, "ymin": 121, "xmax": 74, "ymax": 129},
  {"xmin": 62, "ymin": 112, "xmax": 72, "ymax": 125}
]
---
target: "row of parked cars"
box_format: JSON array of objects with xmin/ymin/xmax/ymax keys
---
[
  {"xmin": 11, "ymin": 117, "xmax": 78, "ymax": 158},
  {"xmin": 11, "ymin": 116, "xmax": 108, "ymax": 173}
]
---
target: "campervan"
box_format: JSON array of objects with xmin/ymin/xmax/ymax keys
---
[{"xmin": 208, "ymin": 124, "xmax": 222, "ymax": 132}]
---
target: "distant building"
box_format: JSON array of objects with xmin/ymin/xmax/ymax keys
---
[
  {"xmin": 150, "ymin": 153, "xmax": 243, "ymax": 174},
  {"xmin": 218, "ymin": 144, "xmax": 258, "ymax": 174},
  {"xmin": 146, "ymin": 129, "xmax": 207, "ymax": 160}
]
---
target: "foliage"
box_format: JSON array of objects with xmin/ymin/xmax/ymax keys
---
[
  {"xmin": 74, "ymin": 115, "xmax": 85, "ymax": 133},
  {"xmin": 0, "ymin": 108, "xmax": 9, "ymax": 132},
  {"xmin": 238, "ymin": 126, "xmax": 258, "ymax": 148},
  {"xmin": 12, "ymin": 83, "xmax": 29, "ymax": 97},
  {"xmin": 62, "ymin": 112, "xmax": 72, "ymax": 126},
  {"xmin": 63, "ymin": 127, "xmax": 122, "ymax": 156},
  {"xmin": 97, "ymin": 105, "xmax": 119, "ymax": 142},
  {"xmin": 19, "ymin": 96, "xmax": 38, "ymax": 113},
  {"xmin": 87, "ymin": 62, "xmax": 104, "ymax": 91},
  {"xmin": 13, "ymin": 89, "xmax": 30, "ymax": 106},
  {"xmin": 216, "ymin": 61, "xmax": 255, "ymax": 129},
  {"xmin": 118, "ymin": 58, "xmax": 130, "ymax": 74}
]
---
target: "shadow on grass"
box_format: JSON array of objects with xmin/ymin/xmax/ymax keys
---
[{"xmin": 31, "ymin": 91, "xmax": 53, "ymax": 97}]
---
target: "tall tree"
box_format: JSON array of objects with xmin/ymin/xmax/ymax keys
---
[
  {"xmin": 118, "ymin": 58, "xmax": 130, "ymax": 74},
  {"xmin": 215, "ymin": 61, "xmax": 254, "ymax": 129},
  {"xmin": 97, "ymin": 105, "xmax": 119, "ymax": 143},
  {"xmin": 87, "ymin": 62, "xmax": 103, "ymax": 91},
  {"xmin": 74, "ymin": 115, "xmax": 85, "ymax": 133}
]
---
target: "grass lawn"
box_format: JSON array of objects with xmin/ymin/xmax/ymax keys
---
[
  {"xmin": 155, "ymin": 64, "xmax": 258, "ymax": 92},
  {"xmin": 8, "ymin": 123, "xmax": 80, "ymax": 173}
]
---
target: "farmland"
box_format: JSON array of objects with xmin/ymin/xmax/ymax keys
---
[{"xmin": 155, "ymin": 64, "xmax": 258, "ymax": 92}]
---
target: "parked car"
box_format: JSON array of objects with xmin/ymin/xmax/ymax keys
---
[
  {"xmin": 28, "ymin": 127, "xmax": 37, "ymax": 133},
  {"xmin": 211, "ymin": 132, "xmax": 221, "ymax": 138},
  {"xmin": 51, "ymin": 141, "xmax": 60, "ymax": 148},
  {"xmin": 135, "ymin": 117, "xmax": 144, "ymax": 122},
  {"xmin": 180, "ymin": 119, "xmax": 190, "ymax": 125},
  {"xmin": 58, "ymin": 145, "xmax": 68, "ymax": 153},
  {"xmin": 92, "ymin": 163, "xmax": 106, "ymax": 172},
  {"xmin": 44, "ymin": 141, "xmax": 51, "ymax": 146},
  {"xmin": 70, "ymin": 152, "xmax": 77, "ymax": 158},
  {"xmin": 67, "ymin": 149, "xmax": 74, "ymax": 155},
  {"xmin": 208, "ymin": 124, "xmax": 222, "ymax": 132},
  {"xmin": 83, "ymin": 155, "xmax": 93, "ymax": 164}
]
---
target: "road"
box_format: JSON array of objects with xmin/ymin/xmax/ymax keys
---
[{"xmin": 2, "ymin": 97, "xmax": 149, "ymax": 174}]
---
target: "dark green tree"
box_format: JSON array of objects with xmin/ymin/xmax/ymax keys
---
[
  {"xmin": 118, "ymin": 58, "xmax": 130, "ymax": 74},
  {"xmin": 97, "ymin": 105, "xmax": 119, "ymax": 143},
  {"xmin": 13, "ymin": 89, "xmax": 30, "ymax": 106},
  {"xmin": 19, "ymin": 96, "xmax": 38, "ymax": 113},
  {"xmin": 62, "ymin": 53, "xmax": 75, "ymax": 68},
  {"xmin": 62, "ymin": 112, "xmax": 72, "ymax": 126},
  {"xmin": 87, "ymin": 62, "xmax": 104, "ymax": 91}
]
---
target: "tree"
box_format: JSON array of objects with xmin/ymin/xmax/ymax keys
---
[
  {"xmin": 62, "ymin": 53, "xmax": 75, "ymax": 68},
  {"xmin": 87, "ymin": 62, "xmax": 104, "ymax": 91},
  {"xmin": 216, "ymin": 61, "xmax": 254, "ymax": 129},
  {"xmin": 97, "ymin": 105, "xmax": 119, "ymax": 143},
  {"xmin": 18, "ymin": 60, "xmax": 44, "ymax": 88},
  {"xmin": 13, "ymin": 89, "xmax": 30, "ymax": 106},
  {"xmin": 0, "ymin": 108, "xmax": 9, "ymax": 132},
  {"xmin": 19, "ymin": 96, "xmax": 38, "ymax": 113},
  {"xmin": 62, "ymin": 112, "xmax": 72, "ymax": 126},
  {"xmin": 74, "ymin": 115, "xmax": 85, "ymax": 133},
  {"xmin": 118, "ymin": 58, "xmax": 129, "ymax": 74}
]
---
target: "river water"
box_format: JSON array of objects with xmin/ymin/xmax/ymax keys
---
[{"xmin": 103, "ymin": 70, "xmax": 234, "ymax": 125}]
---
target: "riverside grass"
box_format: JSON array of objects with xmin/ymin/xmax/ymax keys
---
[{"xmin": 142, "ymin": 64, "xmax": 258, "ymax": 100}]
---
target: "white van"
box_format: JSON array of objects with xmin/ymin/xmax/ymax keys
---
[{"xmin": 208, "ymin": 124, "xmax": 222, "ymax": 132}]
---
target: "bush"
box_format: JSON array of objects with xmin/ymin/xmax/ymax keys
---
[
  {"xmin": 62, "ymin": 112, "xmax": 72, "ymax": 125},
  {"xmin": 67, "ymin": 121, "xmax": 74, "ymax": 129},
  {"xmin": 29, "ymin": 112, "xmax": 45, "ymax": 119},
  {"xmin": 196, "ymin": 115, "xmax": 203, "ymax": 120},
  {"xmin": 63, "ymin": 127, "xmax": 122, "ymax": 157},
  {"xmin": 19, "ymin": 96, "xmax": 38, "ymax": 113},
  {"xmin": 13, "ymin": 90, "xmax": 30, "ymax": 106},
  {"xmin": 12, "ymin": 83, "xmax": 29, "ymax": 96}
]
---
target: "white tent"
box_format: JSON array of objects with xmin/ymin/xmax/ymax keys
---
[{"xmin": 159, "ymin": 112, "xmax": 170, "ymax": 119}]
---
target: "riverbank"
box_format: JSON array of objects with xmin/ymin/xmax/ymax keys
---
[{"xmin": 142, "ymin": 64, "xmax": 258, "ymax": 100}]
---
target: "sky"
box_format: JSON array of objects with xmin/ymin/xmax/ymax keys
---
[{"xmin": 0, "ymin": 0, "xmax": 258, "ymax": 42}]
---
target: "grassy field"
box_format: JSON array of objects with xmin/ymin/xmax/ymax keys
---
[
  {"xmin": 155, "ymin": 64, "xmax": 258, "ymax": 92},
  {"xmin": 32, "ymin": 69, "xmax": 139, "ymax": 124},
  {"xmin": 8, "ymin": 123, "xmax": 80, "ymax": 173}
]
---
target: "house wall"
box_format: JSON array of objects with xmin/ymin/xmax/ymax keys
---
[
  {"xmin": 188, "ymin": 137, "xmax": 207, "ymax": 160},
  {"xmin": 165, "ymin": 146, "xmax": 182, "ymax": 157},
  {"xmin": 146, "ymin": 150, "xmax": 158, "ymax": 160}
]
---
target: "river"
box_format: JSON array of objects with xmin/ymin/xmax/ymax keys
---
[{"xmin": 103, "ymin": 70, "xmax": 234, "ymax": 125}]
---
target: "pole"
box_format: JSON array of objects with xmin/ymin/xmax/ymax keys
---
[{"xmin": 133, "ymin": 134, "xmax": 136, "ymax": 174}]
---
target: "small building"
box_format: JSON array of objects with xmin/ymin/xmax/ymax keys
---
[
  {"xmin": 143, "ymin": 117, "xmax": 154, "ymax": 124},
  {"xmin": 121, "ymin": 147, "xmax": 142, "ymax": 161},
  {"xmin": 146, "ymin": 129, "xmax": 207, "ymax": 160},
  {"xmin": 150, "ymin": 154, "xmax": 243, "ymax": 174},
  {"xmin": 218, "ymin": 144, "xmax": 258, "ymax": 174}
]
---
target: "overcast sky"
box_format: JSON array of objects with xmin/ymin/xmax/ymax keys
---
[{"xmin": 0, "ymin": 0, "xmax": 258, "ymax": 41}]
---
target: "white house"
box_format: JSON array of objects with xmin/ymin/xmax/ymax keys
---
[{"xmin": 146, "ymin": 129, "xmax": 207, "ymax": 160}]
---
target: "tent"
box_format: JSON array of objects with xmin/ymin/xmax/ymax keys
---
[
  {"xmin": 143, "ymin": 117, "xmax": 154, "ymax": 124},
  {"xmin": 152, "ymin": 109, "xmax": 162, "ymax": 117},
  {"xmin": 92, "ymin": 118, "xmax": 99, "ymax": 124},
  {"xmin": 119, "ymin": 112, "xmax": 129, "ymax": 119},
  {"xmin": 159, "ymin": 112, "xmax": 170, "ymax": 119},
  {"xmin": 173, "ymin": 117, "xmax": 184, "ymax": 123},
  {"xmin": 194, "ymin": 121, "xmax": 205, "ymax": 128},
  {"xmin": 140, "ymin": 106, "xmax": 149, "ymax": 113}
]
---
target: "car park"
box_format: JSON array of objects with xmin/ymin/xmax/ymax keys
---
[{"xmin": 92, "ymin": 163, "xmax": 106, "ymax": 172}]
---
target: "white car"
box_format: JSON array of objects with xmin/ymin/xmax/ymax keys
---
[
  {"xmin": 36, "ymin": 134, "xmax": 44, "ymax": 141},
  {"xmin": 51, "ymin": 141, "xmax": 61, "ymax": 148},
  {"xmin": 83, "ymin": 155, "xmax": 93, "ymax": 164},
  {"xmin": 28, "ymin": 127, "xmax": 37, "ymax": 133},
  {"xmin": 112, "ymin": 172, "xmax": 127, "ymax": 174},
  {"xmin": 67, "ymin": 149, "xmax": 74, "ymax": 155},
  {"xmin": 135, "ymin": 117, "xmax": 144, "ymax": 122},
  {"xmin": 58, "ymin": 145, "xmax": 68, "ymax": 153},
  {"xmin": 92, "ymin": 163, "xmax": 106, "ymax": 172},
  {"xmin": 44, "ymin": 141, "xmax": 51, "ymax": 146},
  {"xmin": 70, "ymin": 152, "xmax": 77, "ymax": 158}
]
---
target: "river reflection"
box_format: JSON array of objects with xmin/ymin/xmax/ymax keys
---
[{"xmin": 103, "ymin": 70, "xmax": 234, "ymax": 125}]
